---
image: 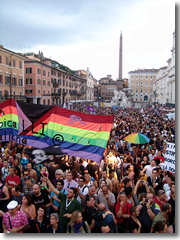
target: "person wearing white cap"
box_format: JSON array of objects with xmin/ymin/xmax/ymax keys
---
[{"xmin": 2, "ymin": 200, "xmax": 28, "ymax": 233}]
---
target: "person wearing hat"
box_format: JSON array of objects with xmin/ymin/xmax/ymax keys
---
[
  {"xmin": 23, "ymin": 176, "xmax": 34, "ymax": 195},
  {"xmin": 2, "ymin": 200, "xmax": 28, "ymax": 233}
]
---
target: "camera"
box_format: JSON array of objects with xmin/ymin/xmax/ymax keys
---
[
  {"xmin": 145, "ymin": 198, "xmax": 148, "ymax": 203},
  {"xmin": 140, "ymin": 180, "xmax": 144, "ymax": 183}
]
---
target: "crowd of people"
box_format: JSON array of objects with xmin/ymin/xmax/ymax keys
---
[{"xmin": 0, "ymin": 103, "xmax": 175, "ymax": 233}]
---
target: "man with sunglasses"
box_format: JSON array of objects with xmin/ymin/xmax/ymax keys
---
[
  {"xmin": 63, "ymin": 171, "xmax": 78, "ymax": 191},
  {"xmin": 21, "ymin": 171, "xmax": 35, "ymax": 188},
  {"xmin": 76, "ymin": 176, "xmax": 89, "ymax": 204},
  {"xmin": 147, "ymin": 169, "xmax": 162, "ymax": 194}
]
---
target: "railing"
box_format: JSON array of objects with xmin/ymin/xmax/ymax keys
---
[{"xmin": 0, "ymin": 95, "xmax": 26, "ymax": 101}]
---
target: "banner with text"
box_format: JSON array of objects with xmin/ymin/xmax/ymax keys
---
[{"xmin": 160, "ymin": 142, "xmax": 175, "ymax": 173}]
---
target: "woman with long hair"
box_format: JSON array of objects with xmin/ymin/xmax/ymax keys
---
[
  {"xmin": 67, "ymin": 210, "xmax": 91, "ymax": 233},
  {"xmin": 20, "ymin": 194, "xmax": 36, "ymax": 220}
]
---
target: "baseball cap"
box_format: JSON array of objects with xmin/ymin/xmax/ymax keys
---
[
  {"xmin": 7, "ymin": 200, "xmax": 18, "ymax": 210},
  {"xmin": 25, "ymin": 176, "xmax": 31, "ymax": 180}
]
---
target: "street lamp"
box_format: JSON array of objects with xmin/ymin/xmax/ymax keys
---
[{"xmin": 153, "ymin": 90, "xmax": 156, "ymax": 109}]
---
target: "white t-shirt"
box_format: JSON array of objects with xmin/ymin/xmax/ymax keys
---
[
  {"xmin": 144, "ymin": 165, "xmax": 156, "ymax": 177},
  {"xmin": 76, "ymin": 184, "xmax": 89, "ymax": 203}
]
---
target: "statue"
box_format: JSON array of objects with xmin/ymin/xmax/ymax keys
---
[{"xmin": 111, "ymin": 90, "xmax": 130, "ymax": 106}]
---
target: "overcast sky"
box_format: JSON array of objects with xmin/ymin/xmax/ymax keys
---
[{"xmin": 0, "ymin": 0, "xmax": 175, "ymax": 80}]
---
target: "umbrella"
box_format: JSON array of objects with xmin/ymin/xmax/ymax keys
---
[{"xmin": 124, "ymin": 133, "xmax": 150, "ymax": 144}]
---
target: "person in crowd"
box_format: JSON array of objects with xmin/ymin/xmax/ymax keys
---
[
  {"xmin": 49, "ymin": 179, "xmax": 67, "ymax": 214},
  {"xmin": 20, "ymin": 194, "xmax": 36, "ymax": 220},
  {"xmin": 26, "ymin": 162, "xmax": 38, "ymax": 183},
  {"xmin": 0, "ymin": 177, "xmax": 10, "ymax": 212},
  {"xmin": 11, "ymin": 184, "xmax": 24, "ymax": 205},
  {"xmin": 96, "ymin": 185, "xmax": 116, "ymax": 211},
  {"xmin": 99, "ymin": 169, "xmax": 112, "ymax": 192},
  {"xmin": 163, "ymin": 174, "xmax": 174, "ymax": 199},
  {"xmin": 21, "ymin": 170, "xmax": 35, "ymax": 188},
  {"xmin": 152, "ymin": 220, "xmax": 168, "ymax": 233},
  {"xmin": 98, "ymin": 221, "xmax": 111, "ymax": 233},
  {"xmin": 168, "ymin": 182, "xmax": 175, "ymax": 225},
  {"xmin": 96, "ymin": 202, "xmax": 117, "ymax": 233},
  {"xmin": 147, "ymin": 169, "xmax": 162, "ymax": 194},
  {"xmin": 43, "ymin": 176, "xmax": 82, "ymax": 232},
  {"xmin": 52, "ymin": 169, "xmax": 64, "ymax": 187},
  {"xmin": 148, "ymin": 149, "xmax": 157, "ymax": 163},
  {"xmin": 47, "ymin": 213, "xmax": 65, "ymax": 233},
  {"xmin": 84, "ymin": 173, "xmax": 93, "ymax": 187},
  {"xmin": 7, "ymin": 155, "xmax": 14, "ymax": 167},
  {"xmin": 81, "ymin": 184, "xmax": 96, "ymax": 212},
  {"xmin": 151, "ymin": 202, "xmax": 172, "ymax": 232},
  {"xmin": 2, "ymin": 200, "xmax": 28, "ymax": 233},
  {"xmin": 128, "ymin": 206, "xmax": 141, "ymax": 233},
  {"xmin": 31, "ymin": 184, "xmax": 51, "ymax": 213},
  {"xmin": 108, "ymin": 169, "xmax": 119, "ymax": 199},
  {"xmin": 76, "ymin": 176, "xmax": 89, "ymax": 204},
  {"xmin": 67, "ymin": 210, "xmax": 91, "ymax": 233},
  {"xmin": 136, "ymin": 191, "xmax": 161, "ymax": 233},
  {"xmin": 154, "ymin": 189, "xmax": 167, "ymax": 210},
  {"xmin": 23, "ymin": 176, "xmax": 34, "ymax": 195},
  {"xmin": 142, "ymin": 160, "xmax": 156, "ymax": 177},
  {"xmin": 115, "ymin": 192, "xmax": 132, "ymax": 225},
  {"xmin": 5, "ymin": 167, "xmax": 21, "ymax": 198},
  {"xmin": 63, "ymin": 170, "xmax": 78, "ymax": 191},
  {"xmin": 29, "ymin": 204, "xmax": 50, "ymax": 233},
  {"xmin": 154, "ymin": 150, "xmax": 165, "ymax": 164},
  {"xmin": 1, "ymin": 159, "xmax": 9, "ymax": 182}
]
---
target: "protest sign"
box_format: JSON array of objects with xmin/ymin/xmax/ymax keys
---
[{"xmin": 160, "ymin": 142, "xmax": 175, "ymax": 173}]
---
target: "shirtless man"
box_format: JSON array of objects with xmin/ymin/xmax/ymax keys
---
[{"xmin": 109, "ymin": 169, "xmax": 119, "ymax": 199}]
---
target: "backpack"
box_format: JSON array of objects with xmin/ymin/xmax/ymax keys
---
[{"xmin": 68, "ymin": 221, "xmax": 87, "ymax": 233}]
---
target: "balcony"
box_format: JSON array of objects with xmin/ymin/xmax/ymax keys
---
[
  {"xmin": 51, "ymin": 93, "xmax": 60, "ymax": 98},
  {"xmin": 0, "ymin": 95, "xmax": 26, "ymax": 102}
]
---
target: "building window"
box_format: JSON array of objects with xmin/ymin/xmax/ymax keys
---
[
  {"xmin": 141, "ymin": 82, "xmax": 143, "ymax": 86},
  {"xmin": 48, "ymin": 99, "xmax": 50, "ymax": 105},
  {"xmin": 48, "ymin": 81, "xmax": 50, "ymax": 86},
  {"xmin": 12, "ymin": 77, "xmax": 17, "ymax": 86},
  {"xmin": 151, "ymin": 76, "xmax": 152, "ymax": 79},
  {"xmin": 48, "ymin": 71, "xmax": 50, "ymax": 77},
  {"xmin": 66, "ymin": 75, "xmax": 68, "ymax": 79},
  {"xmin": 141, "ymin": 75, "xmax": 143, "ymax": 79},
  {"xmin": 19, "ymin": 61, "xmax": 22, "ymax": 69},
  {"xmin": 146, "ymin": 76, "xmax": 147, "ymax": 79},
  {"xmin": 145, "ymin": 82, "xmax": 148, "ymax": 87},
  {"xmin": 145, "ymin": 90, "xmax": 147, "ymax": 94},
  {"xmin": 136, "ymin": 89, "xmax": 138, "ymax": 93},
  {"xmin": 38, "ymin": 89, "xmax": 40, "ymax": 94},
  {"xmin": 5, "ymin": 57, "xmax": 9, "ymax": 65},
  {"xmin": 63, "ymin": 80, "xmax": 65, "ymax": 86},
  {"xmin": 140, "ymin": 89, "xmax": 143, "ymax": 93},
  {"xmin": 26, "ymin": 67, "xmax": 32, "ymax": 74},
  {"xmin": 0, "ymin": 75, "xmax": 2, "ymax": 84},
  {"xmin": 37, "ymin": 78, "xmax": 41, "ymax": 85},
  {"xmin": 136, "ymin": 75, "xmax": 138, "ymax": 79},
  {"xmin": 51, "ymin": 70, "xmax": 53, "ymax": 75},
  {"xmin": 13, "ymin": 59, "xmax": 16, "ymax": 67},
  {"xmin": 43, "ymin": 100, "xmax": 45, "ymax": 105},
  {"xmin": 43, "ymin": 80, "xmax": 46, "ymax": 85},
  {"xmin": 66, "ymin": 81, "xmax": 68, "ymax": 86},
  {"xmin": 132, "ymin": 76, "xmax": 134, "ymax": 79},
  {"xmin": 43, "ymin": 90, "xmax": 45, "ymax": 94},
  {"xmin": 150, "ymin": 82, "xmax": 152, "ymax": 87},
  {"xmin": 43, "ymin": 70, "xmax": 46, "ymax": 76},
  {"xmin": 58, "ymin": 72, "xmax": 61, "ymax": 77},
  {"xmin": 5, "ymin": 76, "xmax": 10, "ymax": 85},
  {"xmin": 19, "ymin": 78, "xmax": 23, "ymax": 86},
  {"xmin": 0, "ymin": 55, "xmax": 2, "ymax": 63},
  {"xmin": 51, "ymin": 78, "xmax": 53, "ymax": 83},
  {"xmin": 26, "ymin": 89, "xmax": 32, "ymax": 93},
  {"xmin": 26, "ymin": 78, "xmax": 32, "ymax": 84},
  {"xmin": 37, "ymin": 68, "xmax": 41, "ymax": 74},
  {"xmin": 136, "ymin": 81, "xmax": 138, "ymax": 85},
  {"xmin": 150, "ymin": 89, "xmax": 152, "ymax": 94}
]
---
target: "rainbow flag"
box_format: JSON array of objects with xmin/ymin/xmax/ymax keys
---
[
  {"xmin": 0, "ymin": 99, "xmax": 114, "ymax": 163},
  {"xmin": 0, "ymin": 98, "xmax": 31, "ymax": 143}
]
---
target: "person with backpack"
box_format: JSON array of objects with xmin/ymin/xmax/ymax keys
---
[
  {"xmin": 67, "ymin": 210, "xmax": 90, "ymax": 233},
  {"xmin": 76, "ymin": 177, "xmax": 89, "ymax": 204}
]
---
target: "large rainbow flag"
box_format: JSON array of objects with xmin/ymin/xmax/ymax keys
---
[{"xmin": 0, "ymin": 99, "xmax": 114, "ymax": 163}]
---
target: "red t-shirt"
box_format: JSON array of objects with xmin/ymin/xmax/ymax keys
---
[
  {"xmin": 154, "ymin": 156, "xmax": 165, "ymax": 163},
  {"xmin": 154, "ymin": 196, "xmax": 166, "ymax": 210},
  {"xmin": 115, "ymin": 200, "xmax": 132, "ymax": 223},
  {"xmin": 5, "ymin": 175, "xmax": 20, "ymax": 197}
]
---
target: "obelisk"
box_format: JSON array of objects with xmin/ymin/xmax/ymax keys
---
[{"xmin": 119, "ymin": 31, "xmax": 122, "ymax": 79}]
